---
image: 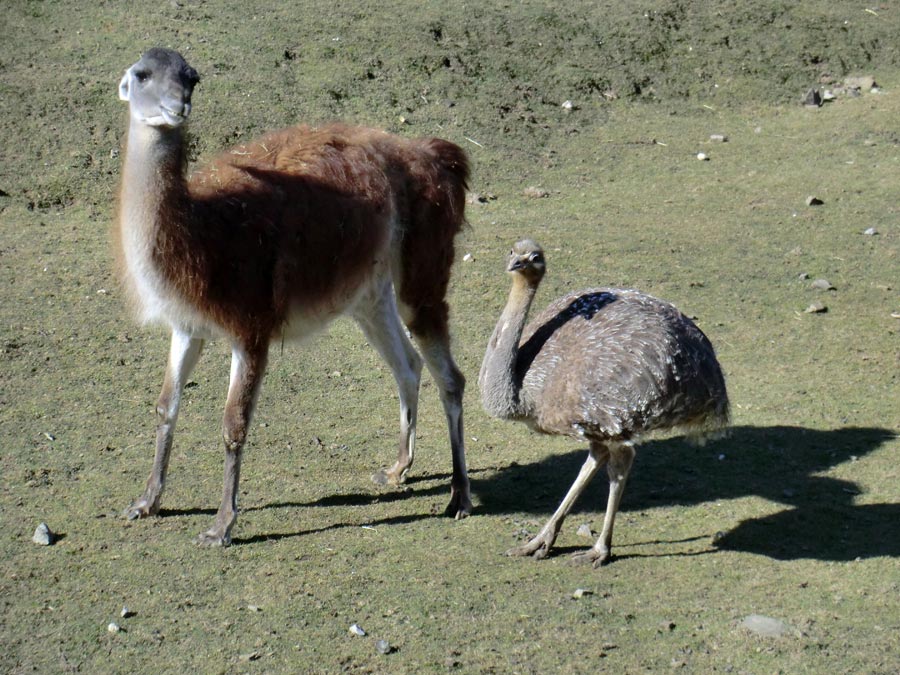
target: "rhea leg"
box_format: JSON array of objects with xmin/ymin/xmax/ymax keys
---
[
  {"xmin": 125, "ymin": 328, "xmax": 204, "ymax": 520},
  {"xmin": 197, "ymin": 342, "xmax": 267, "ymax": 546},
  {"xmin": 351, "ymin": 281, "xmax": 423, "ymax": 488},
  {"xmin": 571, "ymin": 441, "xmax": 636, "ymax": 568},
  {"xmin": 507, "ymin": 442, "xmax": 609, "ymax": 560}
]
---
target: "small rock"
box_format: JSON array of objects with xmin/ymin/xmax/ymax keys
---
[
  {"xmin": 709, "ymin": 134, "xmax": 728, "ymax": 142},
  {"xmin": 805, "ymin": 195, "xmax": 824, "ymax": 206},
  {"xmin": 32, "ymin": 523, "xmax": 54, "ymax": 546},
  {"xmin": 247, "ymin": 605, "xmax": 261, "ymax": 612},
  {"xmin": 239, "ymin": 651, "xmax": 261, "ymax": 662},
  {"xmin": 803, "ymin": 88, "xmax": 822, "ymax": 107},
  {"xmin": 844, "ymin": 75, "xmax": 877, "ymax": 92},
  {"xmin": 805, "ymin": 302, "xmax": 828, "ymax": 314},
  {"xmin": 741, "ymin": 614, "xmax": 792, "ymax": 637},
  {"xmin": 107, "ymin": 622, "xmax": 121, "ymax": 634},
  {"xmin": 523, "ymin": 186, "xmax": 550, "ymax": 199},
  {"xmin": 462, "ymin": 253, "xmax": 473, "ymax": 262},
  {"xmin": 120, "ymin": 606, "xmax": 134, "ymax": 619},
  {"xmin": 572, "ymin": 588, "xmax": 593, "ymax": 599},
  {"xmin": 576, "ymin": 523, "xmax": 594, "ymax": 539},
  {"xmin": 696, "ymin": 152, "xmax": 709, "ymax": 161},
  {"xmin": 375, "ymin": 639, "xmax": 393, "ymax": 655},
  {"xmin": 561, "ymin": 100, "xmax": 574, "ymax": 110},
  {"xmin": 798, "ymin": 272, "xmax": 810, "ymax": 281},
  {"xmin": 811, "ymin": 278, "xmax": 835, "ymax": 291},
  {"xmin": 822, "ymin": 90, "xmax": 836, "ymax": 102},
  {"xmin": 349, "ymin": 623, "xmax": 366, "ymax": 637},
  {"xmin": 863, "ymin": 227, "xmax": 878, "ymax": 236}
]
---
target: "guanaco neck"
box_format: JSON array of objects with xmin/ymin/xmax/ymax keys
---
[
  {"xmin": 118, "ymin": 117, "xmax": 192, "ymax": 320},
  {"xmin": 479, "ymin": 274, "xmax": 539, "ymax": 420}
]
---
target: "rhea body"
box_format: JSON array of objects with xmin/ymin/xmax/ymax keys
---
[
  {"xmin": 479, "ymin": 240, "xmax": 729, "ymax": 566},
  {"xmin": 116, "ymin": 48, "xmax": 471, "ymax": 545}
]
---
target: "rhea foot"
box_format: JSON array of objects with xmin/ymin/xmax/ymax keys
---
[
  {"xmin": 506, "ymin": 530, "xmax": 557, "ymax": 560},
  {"xmin": 123, "ymin": 494, "xmax": 161, "ymax": 520},
  {"xmin": 570, "ymin": 546, "xmax": 612, "ymax": 568},
  {"xmin": 371, "ymin": 461, "xmax": 409, "ymax": 486},
  {"xmin": 196, "ymin": 526, "xmax": 232, "ymax": 547}
]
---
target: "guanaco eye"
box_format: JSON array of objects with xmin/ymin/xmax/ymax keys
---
[{"xmin": 134, "ymin": 70, "xmax": 150, "ymax": 83}]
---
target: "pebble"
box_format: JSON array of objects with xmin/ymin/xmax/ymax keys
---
[
  {"xmin": 696, "ymin": 152, "xmax": 709, "ymax": 161},
  {"xmin": 462, "ymin": 253, "xmax": 473, "ymax": 262},
  {"xmin": 863, "ymin": 227, "xmax": 878, "ymax": 236},
  {"xmin": 802, "ymin": 88, "xmax": 822, "ymax": 107},
  {"xmin": 349, "ymin": 623, "xmax": 366, "ymax": 637},
  {"xmin": 805, "ymin": 302, "xmax": 828, "ymax": 314},
  {"xmin": 805, "ymin": 195, "xmax": 824, "ymax": 206},
  {"xmin": 741, "ymin": 614, "xmax": 792, "ymax": 637},
  {"xmin": 107, "ymin": 622, "xmax": 121, "ymax": 634},
  {"xmin": 709, "ymin": 134, "xmax": 728, "ymax": 142},
  {"xmin": 120, "ymin": 606, "xmax": 134, "ymax": 619},
  {"xmin": 32, "ymin": 523, "xmax": 54, "ymax": 546},
  {"xmin": 572, "ymin": 588, "xmax": 593, "ymax": 599},
  {"xmin": 811, "ymin": 278, "xmax": 835, "ymax": 291},
  {"xmin": 844, "ymin": 75, "xmax": 877, "ymax": 91},
  {"xmin": 576, "ymin": 523, "xmax": 594, "ymax": 539},
  {"xmin": 375, "ymin": 639, "xmax": 392, "ymax": 655},
  {"xmin": 523, "ymin": 186, "xmax": 550, "ymax": 198},
  {"xmin": 561, "ymin": 100, "xmax": 574, "ymax": 110}
]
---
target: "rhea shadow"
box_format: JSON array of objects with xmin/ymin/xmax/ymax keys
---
[{"xmin": 472, "ymin": 425, "xmax": 898, "ymax": 562}]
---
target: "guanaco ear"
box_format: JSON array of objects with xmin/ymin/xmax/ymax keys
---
[{"xmin": 118, "ymin": 70, "xmax": 131, "ymax": 101}]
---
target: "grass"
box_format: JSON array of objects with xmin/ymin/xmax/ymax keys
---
[{"xmin": 1, "ymin": 1, "xmax": 898, "ymax": 673}]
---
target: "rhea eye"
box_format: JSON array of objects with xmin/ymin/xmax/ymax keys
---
[{"xmin": 530, "ymin": 253, "xmax": 543, "ymax": 263}]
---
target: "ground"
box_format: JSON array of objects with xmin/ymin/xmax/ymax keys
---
[{"xmin": 0, "ymin": 1, "xmax": 898, "ymax": 673}]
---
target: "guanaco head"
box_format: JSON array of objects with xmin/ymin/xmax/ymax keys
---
[
  {"xmin": 119, "ymin": 48, "xmax": 200, "ymax": 128},
  {"xmin": 507, "ymin": 239, "xmax": 546, "ymax": 284}
]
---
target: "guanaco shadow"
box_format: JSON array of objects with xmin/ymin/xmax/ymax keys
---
[
  {"xmin": 159, "ymin": 425, "xmax": 896, "ymax": 560},
  {"xmin": 473, "ymin": 424, "xmax": 898, "ymax": 562}
]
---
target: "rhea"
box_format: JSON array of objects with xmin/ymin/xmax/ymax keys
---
[
  {"xmin": 116, "ymin": 48, "xmax": 472, "ymax": 545},
  {"xmin": 479, "ymin": 240, "xmax": 729, "ymax": 566}
]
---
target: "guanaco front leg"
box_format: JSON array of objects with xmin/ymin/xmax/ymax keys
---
[
  {"xmin": 197, "ymin": 342, "xmax": 268, "ymax": 546},
  {"xmin": 126, "ymin": 328, "xmax": 204, "ymax": 520}
]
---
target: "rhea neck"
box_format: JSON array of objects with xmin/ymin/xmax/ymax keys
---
[{"xmin": 479, "ymin": 272, "xmax": 541, "ymax": 420}]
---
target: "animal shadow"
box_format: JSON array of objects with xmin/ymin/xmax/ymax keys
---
[{"xmin": 473, "ymin": 425, "xmax": 898, "ymax": 562}]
